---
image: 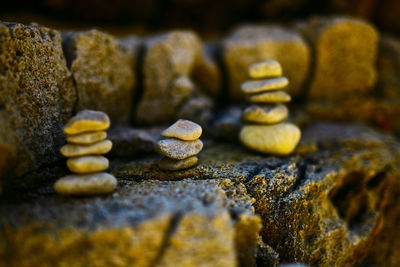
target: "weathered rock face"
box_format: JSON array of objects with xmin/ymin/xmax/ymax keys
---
[
  {"xmin": 1, "ymin": 122, "xmax": 399, "ymax": 266},
  {"xmin": 296, "ymin": 16, "xmax": 379, "ymax": 100},
  {"xmin": 222, "ymin": 25, "xmax": 311, "ymax": 100},
  {"xmin": 136, "ymin": 31, "xmax": 218, "ymax": 124},
  {"xmin": 62, "ymin": 30, "xmax": 136, "ymax": 123},
  {"xmin": 377, "ymin": 35, "xmax": 400, "ymax": 99},
  {"xmin": 0, "ymin": 22, "xmax": 76, "ymax": 186},
  {"xmin": 0, "ymin": 179, "xmax": 260, "ymax": 267}
]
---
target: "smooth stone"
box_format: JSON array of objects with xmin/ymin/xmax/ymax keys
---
[
  {"xmin": 239, "ymin": 123, "xmax": 301, "ymax": 155},
  {"xmin": 242, "ymin": 104, "xmax": 288, "ymax": 124},
  {"xmin": 158, "ymin": 156, "xmax": 198, "ymax": 171},
  {"xmin": 249, "ymin": 90, "xmax": 291, "ymax": 103},
  {"xmin": 241, "ymin": 77, "xmax": 289, "ymax": 94},
  {"xmin": 60, "ymin": 140, "xmax": 112, "ymax": 157},
  {"xmin": 162, "ymin": 119, "xmax": 202, "ymax": 141},
  {"xmin": 248, "ymin": 59, "xmax": 282, "ymax": 78},
  {"xmin": 67, "ymin": 156, "xmax": 109, "ymax": 173},
  {"xmin": 54, "ymin": 172, "xmax": 117, "ymax": 195},
  {"xmin": 66, "ymin": 131, "xmax": 107, "ymax": 145},
  {"xmin": 64, "ymin": 109, "xmax": 110, "ymax": 135},
  {"xmin": 156, "ymin": 138, "xmax": 203, "ymax": 160}
]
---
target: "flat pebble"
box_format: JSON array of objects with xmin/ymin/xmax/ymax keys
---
[
  {"xmin": 54, "ymin": 172, "xmax": 117, "ymax": 195},
  {"xmin": 60, "ymin": 140, "xmax": 112, "ymax": 157},
  {"xmin": 64, "ymin": 110, "xmax": 110, "ymax": 135},
  {"xmin": 241, "ymin": 77, "xmax": 289, "ymax": 94},
  {"xmin": 158, "ymin": 156, "xmax": 198, "ymax": 171},
  {"xmin": 156, "ymin": 138, "xmax": 203, "ymax": 160},
  {"xmin": 249, "ymin": 90, "xmax": 291, "ymax": 103},
  {"xmin": 162, "ymin": 119, "xmax": 202, "ymax": 141},
  {"xmin": 242, "ymin": 104, "xmax": 288, "ymax": 124},
  {"xmin": 67, "ymin": 156, "xmax": 109, "ymax": 173},
  {"xmin": 239, "ymin": 123, "xmax": 301, "ymax": 155},
  {"xmin": 66, "ymin": 131, "xmax": 107, "ymax": 145},
  {"xmin": 248, "ymin": 60, "xmax": 282, "ymax": 78}
]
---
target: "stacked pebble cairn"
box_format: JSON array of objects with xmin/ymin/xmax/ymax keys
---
[
  {"xmin": 54, "ymin": 110, "xmax": 117, "ymax": 195},
  {"xmin": 156, "ymin": 119, "xmax": 203, "ymax": 171},
  {"xmin": 239, "ymin": 60, "xmax": 301, "ymax": 155}
]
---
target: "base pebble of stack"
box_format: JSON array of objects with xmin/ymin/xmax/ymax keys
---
[
  {"xmin": 239, "ymin": 60, "xmax": 301, "ymax": 155},
  {"xmin": 156, "ymin": 119, "xmax": 203, "ymax": 170},
  {"xmin": 55, "ymin": 109, "xmax": 117, "ymax": 195}
]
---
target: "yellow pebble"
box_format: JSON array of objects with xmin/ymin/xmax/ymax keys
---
[
  {"xmin": 241, "ymin": 77, "xmax": 289, "ymax": 94},
  {"xmin": 67, "ymin": 156, "xmax": 109, "ymax": 173},
  {"xmin": 54, "ymin": 172, "xmax": 117, "ymax": 195},
  {"xmin": 60, "ymin": 140, "xmax": 112, "ymax": 157},
  {"xmin": 64, "ymin": 110, "xmax": 110, "ymax": 135},
  {"xmin": 248, "ymin": 60, "xmax": 282, "ymax": 78},
  {"xmin": 249, "ymin": 90, "xmax": 291, "ymax": 103},
  {"xmin": 67, "ymin": 131, "xmax": 107, "ymax": 145}
]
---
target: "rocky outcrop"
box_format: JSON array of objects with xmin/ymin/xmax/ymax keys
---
[
  {"xmin": 222, "ymin": 25, "xmax": 311, "ymax": 100},
  {"xmin": 136, "ymin": 31, "xmax": 218, "ymax": 124},
  {"xmin": 0, "ymin": 22, "xmax": 76, "ymax": 188},
  {"xmin": 1, "ymin": 122, "xmax": 399, "ymax": 266},
  {"xmin": 295, "ymin": 16, "xmax": 379, "ymax": 100},
  {"xmin": 62, "ymin": 30, "xmax": 136, "ymax": 123}
]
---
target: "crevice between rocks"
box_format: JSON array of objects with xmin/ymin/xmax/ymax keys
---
[
  {"xmin": 130, "ymin": 42, "xmax": 146, "ymax": 125},
  {"xmin": 150, "ymin": 211, "xmax": 183, "ymax": 266}
]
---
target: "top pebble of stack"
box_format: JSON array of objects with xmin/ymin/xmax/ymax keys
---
[
  {"xmin": 64, "ymin": 110, "xmax": 110, "ymax": 135},
  {"xmin": 162, "ymin": 119, "xmax": 202, "ymax": 141},
  {"xmin": 248, "ymin": 59, "xmax": 282, "ymax": 78}
]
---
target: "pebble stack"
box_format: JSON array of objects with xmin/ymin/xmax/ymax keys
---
[
  {"xmin": 54, "ymin": 110, "xmax": 117, "ymax": 195},
  {"xmin": 156, "ymin": 119, "xmax": 203, "ymax": 171},
  {"xmin": 239, "ymin": 60, "xmax": 301, "ymax": 155}
]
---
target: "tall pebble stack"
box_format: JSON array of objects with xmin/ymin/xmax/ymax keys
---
[
  {"xmin": 239, "ymin": 60, "xmax": 301, "ymax": 155},
  {"xmin": 156, "ymin": 119, "xmax": 203, "ymax": 171},
  {"xmin": 54, "ymin": 110, "xmax": 117, "ymax": 195}
]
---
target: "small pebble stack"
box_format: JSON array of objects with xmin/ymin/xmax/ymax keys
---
[
  {"xmin": 54, "ymin": 110, "xmax": 117, "ymax": 195},
  {"xmin": 239, "ymin": 60, "xmax": 301, "ymax": 155},
  {"xmin": 156, "ymin": 119, "xmax": 203, "ymax": 171}
]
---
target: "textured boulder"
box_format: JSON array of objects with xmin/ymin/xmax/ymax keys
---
[
  {"xmin": 62, "ymin": 30, "xmax": 136, "ymax": 123},
  {"xmin": 295, "ymin": 16, "xmax": 379, "ymax": 100},
  {"xmin": 377, "ymin": 35, "xmax": 400, "ymax": 99},
  {"xmin": 0, "ymin": 22, "xmax": 76, "ymax": 187},
  {"xmin": 222, "ymin": 25, "xmax": 310, "ymax": 100},
  {"xmin": 0, "ymin": 179, "xmax": 260, "ymax": 267}
]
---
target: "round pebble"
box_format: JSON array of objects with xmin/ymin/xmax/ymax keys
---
[
  {"xmin": 241, "ymin": 77, "xmax": 289, "ymax": 94},
  {"xmin": 66, "ymin": 131, "xmax": 107, "ymax": 145},
  {"xmin": 239, "ymin": 123, "xmax": 301, "ymax": 155},
  {"xmin": 54, "ymin": 172, "xmax": 117, "ymax": 195},
  {"xmin": 67, "ymin": 156, "xmax": 109, "ymax": 173},
  {"xmin": 64, "ymin": 110, "xmax": 110, "ymax": 135},
  {"xmin": 162, "ymin": 119, "xmax": 202, "ymax": 141},
  {"xmin": 248, "ymin": 59, "xmax": 282, "ymax": 78},
  {"xmin": 156, "ymin": 138, "xmax": 203, "ymax": 160},
  {"xmin": 249, "ymin": 90, "xmax": 291, "ymax": 103},
  {"xmin": 60, "ymin": 140, "xmax": 112, "ymax": 157},
  {"xmin": 158, "ymin": 156, "xmax": 198, "ymax": 171},
  {"xmin": 242, "ymin": 104, "xmax": 288, "ymax": 124}
]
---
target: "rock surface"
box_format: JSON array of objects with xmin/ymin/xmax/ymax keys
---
[
  {"xmin": 249, "ymin": 91, "xmax": 291, "ymax": 103},
  {"xmin": 136, "ymin": 31, "xmax": 201, "ymax": 124},
  {"xmin": 67, "ymin": 156, "xmax": 109, "ymax": 173},
  {"xmin": 377, "ymin": 35, "xmax": 400, "ymax": 98},
  {"xmin": 295, "ymin": 16, "xmax": 378, "ymax": 100},
  {"xmin": 222, "ymin": 25, "xmax": 310, "ymax": 100},
  {"xmin": 62, "ymin": 30, "xmax": 135, "ymax": 123},
  {"xmin": 241, "ymin": 77, "xmax": 289, "ymax": 94},
  {"xmin": 1, "ymin": 122, "xmax": 399, "ymax": 266},
  {"xmin": 248, "ymin": 59, "xmax": 282, "ymax": 78},
  {"xmin": 0, "ymin": 22, "xmax": 76, "ymax": 186},
  {"xmin": 67, "ymin": 131, "xmax": 107, "ymax": 145}
]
